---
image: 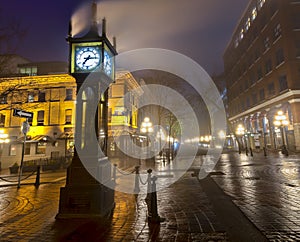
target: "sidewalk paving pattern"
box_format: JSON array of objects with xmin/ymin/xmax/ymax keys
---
[{"xmin": 0, "ymin": 152, "xmax": 299, "ymax": 241}]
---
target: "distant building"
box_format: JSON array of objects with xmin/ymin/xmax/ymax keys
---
[
  {"xmin": 224, "ymin": 0, "xmax": 300, "ymax": 151},
  {"xmin": 107, "ymin": 70, "xmax": 142, "ymax": 157}
]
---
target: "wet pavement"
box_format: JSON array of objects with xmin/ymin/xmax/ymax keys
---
[
  {"xmin": 0, "ymin": 151, "xmax": 299, "ymax": 241},
  {"xmin": 212, "ymin": 151, "xmax": 300, "ymax": 241}
]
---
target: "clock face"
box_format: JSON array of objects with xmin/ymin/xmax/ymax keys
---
[
  {"xmin": 75, "ymin": 46, "xmax": 101, "ymax": 71},
  {"xmin": 103, "ymin": 50, "xmax": 112, "ymax": 76}
]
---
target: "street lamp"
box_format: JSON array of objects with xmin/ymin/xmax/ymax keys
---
[
  {"xmin": 141, "ymin": 117, "xmax": 153, "ymax": 161},
  {"xmin": 274, "ymin": 110, "xmax": 289, "ymax": 156},
  {"xmin": 0, "ymin": 129, "xmax": 10, "ymax": 171},
  {"xmin": 236, "ymin": 124, "xmax": 245, "ymax": 154}
]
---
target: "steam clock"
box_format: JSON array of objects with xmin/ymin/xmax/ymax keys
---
[{"xmin": 56, "ymin": 2, "xmax": 117, "ymax": 219}]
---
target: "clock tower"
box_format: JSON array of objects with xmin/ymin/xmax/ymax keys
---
[{"xmin": 56, "ymin": 2, "xmax": 117, "ymax": 219}]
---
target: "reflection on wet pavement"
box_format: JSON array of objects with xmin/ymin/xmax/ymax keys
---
[{"xmin": 213, "ymin": 153, "xmax": 300, "ymax": 241}]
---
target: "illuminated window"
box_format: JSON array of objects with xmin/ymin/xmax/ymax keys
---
[
  {"xmin": 37, "ymin": 110, "xmax": 44, "ymax": 126},
  {"xmin": 240, "ymin": 29, "xmax": 244, "ymax": 40},
  {"xmin": 28, "ymin": 92, "xmax": 34, "ymax": 102},
  {"xmin": 245, "ymin": 18, "xmax": 251, "ymax": 31},
  {"xmin": 10, "ymin": 144, "xmax": 17, "ymax": 156},
  {"xmin": 234, "ymin": 38, "xmax": 239, "ymax": 48},
  {"xmin": 258, "ymin": 0, "xmax": 266, "ymax": 9},
  {"xmin": 19, "ymin": 67, "xmax": 37, "ymax": 76},
  {"xmin": 252, "ymin": 7, "xmax": 257, "ymax": 21},
  {"xmin": 0, "ymin": 95, "xmax": 7, "ymax": 104},
  {"xmin": 36, "ymin": 142, "xmax": 46, "ymax": 154},
  {"xmin": 264, "ymin": 37, "xmax": 270, "ymax": 50},
  {"xmin": 274, "ymin": 24, "xmax": 281, "ymax": 40}
]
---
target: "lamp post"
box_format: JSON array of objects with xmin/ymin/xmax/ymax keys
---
[
  {"xmin": 236, "ymin": 124, "xmax": 245, "ymax": 154},
  {"xmin": 0, "ymin": 130, "xmax": 10, "ymax": 171},
  {"xmin": 141, "ymin": 117, "xmax": 153, "ymax": 162},
  {"xmin": 274, "ymin": 110, "xmax": 289, "ymax": 156}
]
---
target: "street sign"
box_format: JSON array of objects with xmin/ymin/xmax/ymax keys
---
[{"xmin": 13, "ymin": 109, "xmax": 33, "ymax": 119}]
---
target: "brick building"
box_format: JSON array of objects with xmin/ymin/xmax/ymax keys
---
[{"xmin": 224, "ymin": 0, "xmax": 300, "ymax": 151}]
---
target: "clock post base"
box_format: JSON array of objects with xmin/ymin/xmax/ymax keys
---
[{"xmin": 56, "ymin": 155, "xmax": 115, "ymax": 219}]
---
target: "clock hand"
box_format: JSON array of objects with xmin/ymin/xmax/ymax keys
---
[{"xmin": 83, "ymin": 55, "xmax": 91, "ymax": 65}]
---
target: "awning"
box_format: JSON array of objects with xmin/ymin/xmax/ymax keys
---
[
  {"xmin": 57, "ymin": 132, "xmax": 74, "ymax": 139},
  {"xmin": 14, "ymin": 135, "xmax": 55, "ymax": 143}
]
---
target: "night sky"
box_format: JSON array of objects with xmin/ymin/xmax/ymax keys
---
[{"xmin": 1, "ymin": 0, "xmax": 249, "ymax": 75}]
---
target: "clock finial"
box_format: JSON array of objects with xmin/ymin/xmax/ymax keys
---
[
  {"xmin": 92, "ymin": 1, "xmax": 97, "ymax": 25},
  {"xmin": 102, "ymin": 18, "xmax": 107, "ymax": 37},
  {"xmin": 68, "ymin": 20, "xmax": 72, "ymax": 38},
  {"xmin": 113, "ymin": 36, "xmax": 117, "ymax": 50}
]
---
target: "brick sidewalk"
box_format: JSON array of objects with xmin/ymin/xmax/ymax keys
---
[
  {"xmin": 0, "ymin": 171, "xmax": 231, "ymax": 241},
  {"xmin": 4, "ymin": 153, "xmax": 295, "ymax": 241}
]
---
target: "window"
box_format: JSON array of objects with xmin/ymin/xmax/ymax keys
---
[
  {"xmin": 28, "ymin": 92, "xmax": 34, "ymax": 102},
  {"xmin": 276, "ymin": 49, "xmax": 285, "ymax": 65},
  {"xmin": 25, "ymin": 143, "xmax": 31, "ymax": 155},
  {"xmin": 246, "ymin": 97, "xmax": 251, "ymax": 108},
  {"xmin": 279, "ymin": 75, "xmax": 288, "ymax": 91},
  {"xmin": 245, "ymin": 79, "xmax": 249, "ymax": 90},
  {"xmin": 65, "ymin": 89, "xmax": 73, "ymax": 101},
  {"xmin": 274, "ymin": 24, "xmax": 281, "ymax": 40},
  {"xmin": 0, "ymin": 95, "xmax": 7, "ymax": 104},
  {"xmin": 296, "ymin": 38, "xmax": 300, "ymax": 58},
  {"xmin": 259, "ymin": 89, "xmax": 265, "ymax": 101},
  {"xmin": 65, "ymin": 109, "xmax": 72, "ymax": 124},
  {"xmin": 268, "ymin": 82, "xmax": 275, "ymax": 96},
  {"xmin": 265, "ymin": 59, "xmax": 272, "ymax": 74},
  {"xmin": 254, "ymin": 49, "xmax": 260, "ymax": 61},
  {"xmin": 245, "ymin": 18, "xmax": 251, "ymax": 32},
  {"xmin": 252, "ymin": 7, "xmax": 257, "ymax": 21},
  {"xmin": 0, "ymin": 114, "xmax": 5, "ymax": 127},
  {"xmin": 264, "ymin": 37, "xmax": 270, "ymax": 51},
  {"xmin": 37, "ymin": 110, "xmax": 44, "ymax": 126},
  {"xmin": 252, "ymin": 93, "xmax": 257, "ymax": 105},
  {"xmin": 28, "ymin": 117, "xmax": 33, "ymax": 126},
  {"xmin": 36, "ymin": 142, "xmax": 46, "ymax": 154},
  {"xmin": 257, "ymin": 68, "xmax": 263, "ymax": 80},
  {"xmin": 10, "ymin": 144, "xmax": 17, "ymax": 156},
  {"xmin": 258, "ymin": 0, "xmax": 266, "ymax": 9},
  {"xmin": 19, "ymin": 66, "xmax": 37, "ymax": 76},
  {"xmin": 38, "ymin": 92, "xmax": 46, "ymax": 102}
]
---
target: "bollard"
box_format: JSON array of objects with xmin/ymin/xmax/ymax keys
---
[
  {"xmin": 34, "ymin": 165, "xmax": 40, "ymax": 187},
  {"xmin": 250, "ymin": 147, "xmax": 253, "ymax": 157},
  {"xmin": 113, "ymin": 164, "xmax": 117, "ymax": 183},
  {"xmin": 145, "ymin": 169, "xmax": 152, "ymax": 203},
  {"xmin": 134, "ymin": 166, "xmax": 140, "ymax": 193},
  {"xmin": 148, "ymin": 176, "xmax": 165, "ymax": 223},
  {"xmin": 263, "ymin": 147, "xmax": 267, "ymax": 156}
]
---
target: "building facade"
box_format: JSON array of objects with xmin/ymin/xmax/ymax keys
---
[
  {"xmin": 0, "ymin": 61, "xmax": 76, "ymax": 169},
  {"xmin": 0, "ymin": 60, "xmax": 141, "ymax": 169},
  {"xmin": 224, "ymin": 0, "xmax": 300, "ymax": 151}
]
